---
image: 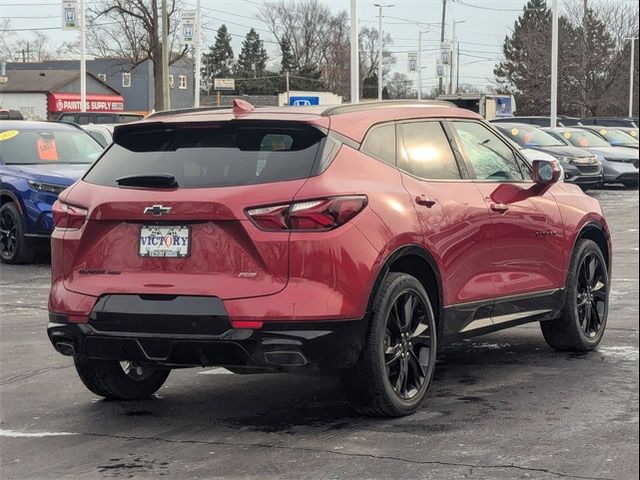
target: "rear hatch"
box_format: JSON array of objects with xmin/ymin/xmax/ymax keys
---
[{"xmin": 60, "ymin": 119, "xmax": 328, "ymax": 300}]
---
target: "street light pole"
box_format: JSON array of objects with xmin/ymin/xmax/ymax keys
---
[
  {"xmin": 628, "ymin": 37, "xmax": 638, "ymax": 118},
  {"xmin": 550, "ymin": 0, "xmax": 559, "ymax": 128},
  {"xmin": 374, "ymin": 4, "xmax": 394, "ymax": 101},
  {"xmin": 162, "ymin": 0, "xmax": 170, "ymax": 110},
  {"xmin": 79, "ymin": 0, "xmax": 86, "ymax": 112},
  {"xmin": 350, "ymin": 0, "xmax": 359, "ymax": 103},
  {"xmin": 193, "ymin": 0, "xmax": 202, "ymax": 108}
]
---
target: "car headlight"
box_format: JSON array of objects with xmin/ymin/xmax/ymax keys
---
[
  {"xmin": 28, "ymin": 180, "xmax": 68, "ymax": 195},
  {"xmin": 557, "ymin": 156, "xmax": 571, "ymax": 164}
]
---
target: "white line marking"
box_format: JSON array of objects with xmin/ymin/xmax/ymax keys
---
[
  {"xmin": 198, "ymin": 367, "xmax": 234, "ymax": 375},
  {"xmin": 0, "ymin": 429, "xmax": 77, "ymax": 438}
]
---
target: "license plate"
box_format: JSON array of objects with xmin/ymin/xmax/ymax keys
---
[{"xmin": 139, "ymin": 225, "xmax": 190, "ymax": 258}]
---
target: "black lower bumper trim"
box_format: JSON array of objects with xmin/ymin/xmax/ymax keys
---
[{"xmin": 47, "ymin": 315, "xmax": 367, "ymax": 371}]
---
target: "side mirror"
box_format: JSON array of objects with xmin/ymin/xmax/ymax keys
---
[{"xmin": 532, "ymin": 159, "xmax": 561, "ymax": 185}]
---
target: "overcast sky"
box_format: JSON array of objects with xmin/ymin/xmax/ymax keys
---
[{"xmin": 0, "ymin": 0, "xmax": 632, "ymax": 93}]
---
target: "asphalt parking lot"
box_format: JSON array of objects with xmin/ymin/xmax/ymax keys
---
[{"xmin": 0, "ymin": 187, "xmax": 638, "ymax": 480}]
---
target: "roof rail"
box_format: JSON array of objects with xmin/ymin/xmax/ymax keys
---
[{"xmin": 322, "ymin": 100, "xmax": 457, "ymax": 117}]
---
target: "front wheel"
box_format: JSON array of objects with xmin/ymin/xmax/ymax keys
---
[
  {"xmin": 74, "ymin": 356, "xmax": 170, "ymax": 400},
  {"xmin": 343, "ymin": 272, "xmax": 437, "ymax": 417},
  {"xmin": 0, "ymin": 202, "xmax": 34, "ymax": 264},
  {"xmin": 540, "ymin": 239, "xmax": 609, "ymax": 351}
]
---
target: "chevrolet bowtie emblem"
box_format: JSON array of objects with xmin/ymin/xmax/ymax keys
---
[{"xmin": 144, "ymin": 205, "xmax": 172, "ymax": 216}]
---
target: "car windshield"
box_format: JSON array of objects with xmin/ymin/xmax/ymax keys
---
[
  {"xmin": 500, "ymin": 125, "xmax": 564, "ymax": 147},
  {"xmin": 559, "ymin": 130, "xmax": 610, "ymax": 148},
  {"xmin": 595, "ymin": 128, "xmax": 639, "ymax": 146},
  {"xmin": 0, "ymin": 128, "xmax": 103, "ymax": 165}
]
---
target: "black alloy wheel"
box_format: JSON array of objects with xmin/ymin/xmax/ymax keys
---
[
  {"xmin": 0, "ymin": 208, "xmax": 18, "ymax": 259},
  {"xmin": 384, "ymin": 290, "xmax": 433, "ymax": 400},
  {"xmin": 576, "ymin": 252, "xmax": 607, "ymax": 339}
]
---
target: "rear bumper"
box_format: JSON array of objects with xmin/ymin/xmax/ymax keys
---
[{"xmin": 47, "ymin": 294, "xmax": 367, "ymax": 370}]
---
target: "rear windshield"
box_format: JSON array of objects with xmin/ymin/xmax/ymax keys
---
[
  {"xmin": 0, "ymin": 127, "xmax": 103, "ymax": 165},
  {"xmin": 83, "ymin": 121, "xmax": 326, "ymax": 188}
]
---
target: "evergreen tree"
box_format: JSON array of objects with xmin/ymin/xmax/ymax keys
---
[
  {"xmin": 494, "ymin": 0, "xmax": 553, "ymax": 115},
  {"xmin": 279, "ymin": 36, "xmax": 294, "ymax": 73},
  {"xmin": 202, "ymin": 24, "xmax": 234, "ymax": 87},
  {"xmin": 236, "ymin": 28, "xmax": 268, "ymax": 76}
]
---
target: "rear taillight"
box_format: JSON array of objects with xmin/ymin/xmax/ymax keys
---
[
  {"xmin": 52, "ymin": 201, "xmax": 88, "ymax": 230},
  {"xmin": 246, "ymin": 196, "xmax": 367, "ymax": 232}
]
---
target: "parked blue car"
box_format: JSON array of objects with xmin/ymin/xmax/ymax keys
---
[{"xmin": 0, "ymin": 121, "xmax": 103, "ymax": 263}]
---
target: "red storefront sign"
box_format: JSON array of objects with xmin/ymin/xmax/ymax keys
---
[{"xmin": 48, "ymin": 92, "xmax": 125, "ymax": 113}]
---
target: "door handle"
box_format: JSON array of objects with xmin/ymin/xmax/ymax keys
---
[
  {"xmin": 415, "ymin": 195, "xmax": 437, "ymax": 208},
  {"xmin": 490, "ymin": 202, "xmax": 509, "ymax": 213}
]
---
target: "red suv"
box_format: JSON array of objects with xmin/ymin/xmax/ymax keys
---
[{"xmin": 47, "ymin": 100, "xmax": 612, "ymax": 417}]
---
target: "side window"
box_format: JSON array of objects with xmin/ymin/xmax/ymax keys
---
[
  {"xmin": 361, "ymin": 124, "xmax": 395, "ymax": 166},
  {"xmin": 398, "ymin": 121, "xmax": 461, "ymax": 180},
  {"xmin": 451, "ymin": 121, "xmax": 524, "ymax": 181},
  {"xmin": 122, "ymin": 72, "xmax": 131, "ymax": 88}
]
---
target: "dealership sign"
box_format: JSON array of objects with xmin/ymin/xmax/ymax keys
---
[
  {"xmin": 48, "ymin": 93, "xmax": 125, "ymax": 112},
  {"xmin": 181, "ymin": 10, "xmax": 196, "ymax": 45},
  {"xmin": 62, "ymin": 0, "xmax": 78, "ymax": 30}
]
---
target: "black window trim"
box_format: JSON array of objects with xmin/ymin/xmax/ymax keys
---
[{"xmin": 446, "ymin": 119, "xmax": 533, "ymax": 184}]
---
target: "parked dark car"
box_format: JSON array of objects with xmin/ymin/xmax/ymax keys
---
[
  {"xmin": 491, "ymin": 116, "xmax": 580, "ymax": 127},
  {"xmin": 48, "ymin": 100, "xmax": 612, "ymax": 417},
  {"xmin": 579, "ymin": 117, "xmax": 638, "ymax": 128},
  {"xmin": 493, "ymin": 123, "xmax": 602, "ymax": 189},
  {"xmin": 57, "ymin": 112, "xmax": 144, "ymax": 125}
]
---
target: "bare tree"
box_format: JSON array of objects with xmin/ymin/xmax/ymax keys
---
[
  {"xmin": 8, "ymin": 31, "xmax": 54, "ymax": 62},
  {"xmin": 258, "ymin": 0, "xmax": 334, "ymax": 72},
  {"xmin": 359, "ymin": 26, "xmax": 395, "ymax": 81},
  {"xmin": 88, "ymin": 0, "xmax": 189, "ymax": 110},
  {"xmin": 0, "ymin": 19, "xmax": 13, "ymax": 56}
]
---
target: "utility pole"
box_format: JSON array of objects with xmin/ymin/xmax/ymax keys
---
[
  {"xmin": 161, "ymin": 0, "xmax": 170, "ymax": 110},
  {"xmin": 438, "ymin": 0, "xmax": 447, "ymax": 95},
  {"xmin": 582, "ymin": 0, "xmax": 588, "ymax": 117},
  {"xmin": 629, "ymin": 37, "xmax": 638, "ymax": 118},
  {"xmin": 193, "ymin": 0, "xmax": 202, "ymax": 108},
  {"xmin": 449, "ymin": 20, "xmax": 465, "ymax": 95},
  {"xmin": 79, "ymin": 0, "xmax": 86, "ymax": 112},
  {"xmin": 418, "ymin": 30, "xmax": 423, "ymax": 100},
  {"xmin": 350, "ymin": 0, "xmax": 359, "ymax": 103},
  {"xmin": 374, "ymin": 4, "xmax": 394, "ymax": 101},
  {"xmin": 550, "ymin": 0, "xmax": 559, "ymax": 128},
  {"xmin": 456, "ymin": 41, "xmax": 461, "ymax": 93}
]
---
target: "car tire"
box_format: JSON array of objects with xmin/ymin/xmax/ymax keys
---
[
  {"xmin": 540, "ymin": 239, "xmax": 609, "ymax": 352},
  {"xmin": 74, "ymin": 356, "xmax": 170, "ymax": 400},
  {"xmin": 0, "ymin": 202, "xmax": 35, "ymax": 264},
  {"xmin": 343, "ymin": 272, "xmax": 437, "ymax": 417}
]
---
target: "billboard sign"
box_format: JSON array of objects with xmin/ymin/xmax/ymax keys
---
[
  {"xmin": 62, "ymin": 0, "xmax": 78, "ymax": 30},
  {"xmin": 214, "ymin": 78, "xmax": 235, "ymax": 91}
]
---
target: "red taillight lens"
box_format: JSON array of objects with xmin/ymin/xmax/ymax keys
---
[
  {"xmin": 52, "ymin": 201, "xmax": 88, "ymax": 230},
  {"xmin": 246, "ymin": 196, "xmax": 367, "ymax": 232}
]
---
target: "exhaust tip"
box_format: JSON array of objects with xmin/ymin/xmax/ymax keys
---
[
  {"xmin": 55, "ymin": 341, "xmax": 76, "ymax": 356},
  {"xmin": 263, "ymin": 351, "xmax": 308, "ymax": 367}
]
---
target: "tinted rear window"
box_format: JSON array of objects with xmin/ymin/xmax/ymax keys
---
[{"xmin": 83, "ymin": 121, "xmax": 326, "ymax": 188}]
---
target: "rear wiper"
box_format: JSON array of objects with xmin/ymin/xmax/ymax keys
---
[{"xmin": 116, "ymin": 174, "xmax": 178, "ymax": 188}]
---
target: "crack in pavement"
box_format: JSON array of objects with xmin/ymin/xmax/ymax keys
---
[
  {"xmin": 75, "ymin": 431, "xmax": 614, "ymax": 480},
  {"xmin": 0, "ymin": 364, "xmax": 73, "ymax": 386}
]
